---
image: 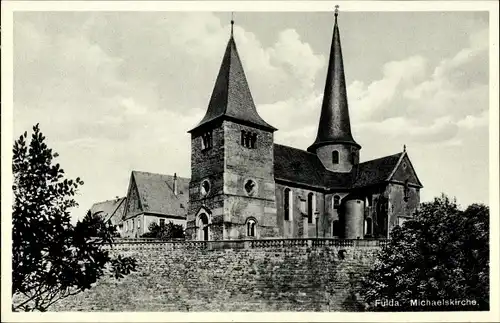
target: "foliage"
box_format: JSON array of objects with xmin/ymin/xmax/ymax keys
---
[
  {"xmin": 141, "ymin": 221, "xmax": 185, "ymax": 240},
  {"xmin": 360, "ymin": 194, "xmax": 489, "ymax": 311},
  {"xmin": 12, "ymin": 124, "xmax": 137, "ymax": 312}
]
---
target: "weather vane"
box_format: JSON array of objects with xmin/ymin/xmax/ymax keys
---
[{"xmin": 231, "ymin": 12, "xmax": 235, "ymax": 36}]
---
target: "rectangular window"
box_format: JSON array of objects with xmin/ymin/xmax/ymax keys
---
[
  {"xmin": 307, "ymin": 193, "xmax": 314, "ymax": 223},
  {"xmin": 284, "ymin": 188, "xmax": 292, "ymax": 221},
  {"xmin": 332, "ymin": 150, "xmax": 339, "ymax": 164}
]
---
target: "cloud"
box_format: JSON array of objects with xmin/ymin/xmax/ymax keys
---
[
  {"xmin": 13, "ymin": 12, "xmax": 327, "ymax": 220},
  {"xmin": 456, "ymin": 110, "xmax": 489, "ymax": 130},
  {"xmin": 348, "ymin": 55, "xmax": 427, "ymax": 123},
  {"xmin": 356, "ymin": 116, "xmax": 459, "ymax": 144},
  {"xmin": 12, "ymin": 12, "xmax": 490, "ymax": 220},
  {"xmin": 346, "ymin": 27, "xmax": 489, "ymax": 145}
]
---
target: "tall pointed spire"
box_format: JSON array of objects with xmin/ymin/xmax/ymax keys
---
[
  {"xmin": 189, "ymin": 17, "xmax": 276, "ymax": 133},
  {"xmin": 308, "ymin": 7, "xmax": 360, "ymax": 152}
]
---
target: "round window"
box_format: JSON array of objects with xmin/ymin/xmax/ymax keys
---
[
  {"xmin": 200, "ymin": 180, "xmax": 211, "ymax": 196},
  {"xmin": 244, "ymin": 179, "xmax": 257, "ymax": 196}
]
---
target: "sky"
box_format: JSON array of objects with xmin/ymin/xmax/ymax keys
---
[{"xmin": 12, "ymin": 10, "xmax": 490, "ymax": 222}]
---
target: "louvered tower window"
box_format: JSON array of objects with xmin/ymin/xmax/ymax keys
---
[{"xmin": 241, "ymin": 130, "xmax": 257, "ymax": 149}]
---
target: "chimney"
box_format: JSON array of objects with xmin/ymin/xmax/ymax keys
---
[{"xmin": 173, "ymin": 173, "xmax": 178, "ymax": 196}]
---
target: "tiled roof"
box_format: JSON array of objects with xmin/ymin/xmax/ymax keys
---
[
  {"xmin": 132, "ymin": 171, "xmax": 189, "ymax": 218},
  {"xmin": 275, "ymin": 144, "xmax": 405, "ymax": 190},
  {"xmin": 274, "ymin": 144, "xmax": 327, "ymax": 188},
  {"xmin": 189, "ymin": 36, "xmax": 276, "ymax": 133},
  {"xmin": 351, "ymin": 153, "xmax": 403, "ymax": 188},
  {"xmin": 273, "ymin": 144, "xmax": 353, "ymax": 190},
  {"xmin": 90, "ymin": 197, "xmax": 126, "ymax": 223}
]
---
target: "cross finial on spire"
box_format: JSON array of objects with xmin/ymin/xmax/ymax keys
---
[
  {"xmin": 231, "ymin": 12, "xmax": 234, "ymax": 37},
  {"xmin": 334, "ymin": 5, "xmax": 339, "ymax": 17},
  {"xmin": 403, "ymin": 144, "xmax": 406, "ymax": 152}
]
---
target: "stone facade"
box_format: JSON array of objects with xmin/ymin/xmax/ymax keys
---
[
  {"xmin": 49, "ymin": 240, "xmax": 384, "ymax": 312},
  {"xmin": 186, "ymin": 120, "xmax": 278, "ymax": 240},
  {"xmin": 315, "ymin": 143, "xmax": 360, "ymax": 173},
  {"xmin": 181, "ymin": 14, "xmax": 423, "ymax": 241}
]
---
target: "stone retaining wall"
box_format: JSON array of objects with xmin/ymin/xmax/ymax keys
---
[{"xmin": 50, "ymin": 239, "xmax": 385, "ymax": 311}]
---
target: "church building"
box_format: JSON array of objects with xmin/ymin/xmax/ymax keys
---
[
  {"xmin": 184, "ymin": 11, "xmax": 422, "ymax": 241},
  {"xmin": 92, "ymin": 11, "xmax": 423, "ymax": 240}
]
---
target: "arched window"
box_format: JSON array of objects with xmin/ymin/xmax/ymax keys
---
[
  {"xmin": 332, "ymin": 150, "xmax": 339, "ymax": 164},
  {"xmin": 198, "ymin": 213, "xmax": 209, "ymax": 241},
  {"xmin": 246, "ymin": 218, "xmax": 257, "ymax": 237},
  {"xmin": 333, "ymin": 195, "xmax": 341, "ymax": 210},
  {"xmin": 307, "ymin": 193, "xmax": 314, "ymax": 223},
  {"xmin": 241, "ymin": 131, "xmax": 258, "ymax": 149},
  {"xmin": 201, "ymin": 131, "xmax": 213, "ymax": 150},
  {"xmin": 284, "ymin": 188, "xmax": 292, "ymax": 221},
  {"xmin": 250, "ymin": 133, "xmax": 257, "ymax": 149}
]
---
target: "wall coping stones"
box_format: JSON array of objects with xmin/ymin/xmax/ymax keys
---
[{"xmin": 103, "ymin": 238, "xmax": 389, "ymax": 250}]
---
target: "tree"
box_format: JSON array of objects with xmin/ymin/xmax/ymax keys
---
[
  {"xmin": 360, "ymin": 194, "xmax": 489, "ymax": 311},
  {"xmin": 141, "ymin": 221, "xmax": 185, "ymax": 240},
  {"xmin": 12, "ymin": 124, "xmax": 137, "ymax": 312}
]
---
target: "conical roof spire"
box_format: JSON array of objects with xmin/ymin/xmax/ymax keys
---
[
  {"xmin": 189, "ymin": 19, "xmax": 276, "ymax": 133},
  {"xmin": 308, "ymin": 8, "xmax": 360, "ymax": 151}
]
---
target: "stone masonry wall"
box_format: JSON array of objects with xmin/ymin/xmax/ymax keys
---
[{"xmin": 49, "ymin": 240, "xmax": 383, "ymax": 312}]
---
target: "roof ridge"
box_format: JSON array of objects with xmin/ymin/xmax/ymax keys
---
[
  {"xmin": 358, "ymin": 152, "xmax": 403, "ymax": 165},
  {"xmin": 274, "ymin": 143, "xmax": 321, "ymax": 158},
  {"xmin": 93, "ymin": 197, "xmax": 126, "ymax": 205},
  {"xmin": 132, "ymin": 170, "xmax": 189, "ymax": 180}
]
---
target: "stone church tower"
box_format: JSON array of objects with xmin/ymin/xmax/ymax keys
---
[
  {"xmin": 307, "ymin": 11, "xmax": 361, "ymax": 173},
  {"xmin": 185, "ymin": 22, "xmax": 279, "ymax": 240}
]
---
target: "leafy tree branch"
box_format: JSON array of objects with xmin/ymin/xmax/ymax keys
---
[{"xmin": 12, "ymin": 124, "xmax": 137, "ymax": 312}]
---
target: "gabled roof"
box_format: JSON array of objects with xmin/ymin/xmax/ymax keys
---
[
  {"xmin": 90, "ymin": 197, "xmax": 126, "ymax": 223},
  {"xmin": 131, "ymin": 171, "xmax": 189, "ymax": 218},
  {"xmin": 275, "ymin": 144, "xmax": 419, "ymax": 191},
  {"xmin": 351, "ymin": 153, "xmax": 404, "ymax": 188},
  {"xmin": 189, "ymin": 35, "xmax": 276, "ymax": 133}
]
